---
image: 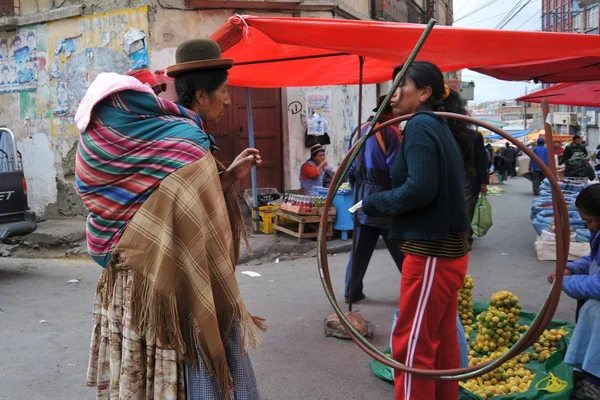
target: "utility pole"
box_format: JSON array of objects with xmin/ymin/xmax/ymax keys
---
[
  {"xmin": 581, "ymin": 106, "xmax": 588, "ymax": 142},
  {"xmin": 523, "ymin": 87, "xmax": 528, "ymax": 130}
]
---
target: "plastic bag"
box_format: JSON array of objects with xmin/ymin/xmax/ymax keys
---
[{"xmin": 472, "ymin": 195, "xmax": 492, "ymax": 237}]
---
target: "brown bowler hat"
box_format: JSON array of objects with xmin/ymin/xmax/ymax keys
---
[{"xmin": 165, "ymin": 38, "xmax": 233, "ymax": 77}]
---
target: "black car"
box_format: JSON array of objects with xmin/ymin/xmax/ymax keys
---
[{"xmin": 0, "ymin": 128, "xmax": 36, "ymax": 241}]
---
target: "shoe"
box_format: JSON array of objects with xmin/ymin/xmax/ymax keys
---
[
  {"xmin": 572, "ymin": 379, "xmax": 600, "ymax": 400},
  {"xmin": 345, "ymin": 293, "xmax": 366, "ymax": 303}
]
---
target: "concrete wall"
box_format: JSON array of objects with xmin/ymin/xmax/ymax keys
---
[{"xmin": 0, "ymin": 6, "xmax": 149, "ymax": 218}]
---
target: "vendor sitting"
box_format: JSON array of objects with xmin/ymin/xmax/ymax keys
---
[
  {"xmin": 299, "ymin": 144, "xmax": 334, "ymax": 196},
  {"xmin": 548, "ymin": 184, "xmax": 600, "ymax": 400}
]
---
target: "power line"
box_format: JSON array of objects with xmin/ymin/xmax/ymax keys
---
[
  {"xmin": 495, "ymin": 0, "xmax": 527, "ymax": 29},
  {"xmin": 455, "ymin": 0, "xmax": 474, "ymax": 16},
  {"xmin": 515, "ymin": 9, "xmax": 542, "ymax": 30},
  {"xmin": 498, "ymin": 0, "xmax": 534, "ymax": 29},
  {"xmin": 454, "ymin": 0, "xmax": 502, "ymax": 23},
  {"xmin": 460, "ymin": 11, "xmax": 510, "ymax": 27}
]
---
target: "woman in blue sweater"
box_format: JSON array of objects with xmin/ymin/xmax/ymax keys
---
[
  {"xmin": 362, "ymin": 61, "xmax": 472, "ymax": 400},
  {"xmin": 548, "ymin": 184, "xmax": 600, "ymax": 400}
]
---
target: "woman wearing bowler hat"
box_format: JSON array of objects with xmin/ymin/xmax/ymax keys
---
[{"xmin": 81, "ymin": 39, "xmax": 265, "ymax": 400}]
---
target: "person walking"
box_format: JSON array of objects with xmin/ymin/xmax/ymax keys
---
[
  {"xmin": 501, "ymin": 143, "xmax": 517, "ymax": 178},
  {"xmin": 344, "ymin": 95, "xmax": 404, "ymax": 303},
  {"xmin": 530, "ymin": 138, "xmax": 549, "ymax": 196},
  {"xmin": 362, "ymin": 61, "xmax": 471, "ymax": 400}
]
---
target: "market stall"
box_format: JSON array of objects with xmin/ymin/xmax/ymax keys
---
[{"xmin": 204, "ymin": 15, "xmax": 600, "ymax": 238}]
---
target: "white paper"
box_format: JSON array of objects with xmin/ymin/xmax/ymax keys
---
[
  {"xmin": 349, "ymin": 200, "xmax": 363, "ymax": 213},
  {"xmin": 241, "ymin": 271, "xmax": 261, "ymax": 277},
  {"xmin": 122, "ymin": 28, "xmax": 146, "ymax": 55}
]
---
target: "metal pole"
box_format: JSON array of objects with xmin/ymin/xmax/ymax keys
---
[
  {"xmin": 523, "ymin": 88, "xmax": 528, "ymax": 130},
  {"xmin": 246, "ymin": 88, "xmax": 259, "ymax": 233},
  {"xmin": 348, "ymin": 56, "xmax": 365, "ymax": 312}
]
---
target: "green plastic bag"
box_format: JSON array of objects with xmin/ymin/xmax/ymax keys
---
[{"xmin": 472, "ymin": 195, "xmax": 493, "ymax": 237}]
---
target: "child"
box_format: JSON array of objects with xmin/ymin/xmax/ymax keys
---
[{"xmin": 548, "ymin": 184, "xmax": 600, "ymax": 400}]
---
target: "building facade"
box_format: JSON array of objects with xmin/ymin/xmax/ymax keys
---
[
  {"xmin": 0, "ymin": 0, "xmax": 452, "ymax": 218},
  {"xmin": 542, "ymin": 0, "xmax": 600, "ymax": 142}
]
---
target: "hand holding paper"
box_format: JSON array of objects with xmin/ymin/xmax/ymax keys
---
[{"xmin": 349, "ymin": 200, "xmax": 363, "ymax": 214}]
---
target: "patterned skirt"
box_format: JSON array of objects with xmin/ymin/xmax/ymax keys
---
[
  {"xmin": 185, "ymin": 323, "xmax": 260, "ymax": 400},
  {"xmin": 87, "ymin": 269, "xmax": 260, "ymax": 399}
]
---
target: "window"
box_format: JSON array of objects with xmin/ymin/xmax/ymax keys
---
[
  {"xmin": 0, "ymin": 0, "xmax": 14, "ymax": 17},
  {"xmin": 587, "ymin": 5, "xmax": 599, "ymax": 31},
  {"xmin": 573, "ymin": 11, "xmax": 584, "ymax": 32}
]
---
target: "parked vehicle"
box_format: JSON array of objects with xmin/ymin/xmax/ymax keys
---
[{"xmin": 0, "ymin": 128, "xmax": 36, "ymax": 241}]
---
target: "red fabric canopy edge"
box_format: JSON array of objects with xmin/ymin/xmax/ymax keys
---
[
  {"xmin": 517, "ymin": 81, "xmax": 600, "ymax": 107},
  {"xmin": 207, "ymin": 15, "xmax": 600, "ymax": 87}
]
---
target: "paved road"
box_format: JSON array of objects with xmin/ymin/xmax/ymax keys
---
[{"xmin": 0, "ymin": 178, "xmax": 577, "ymax": 400}]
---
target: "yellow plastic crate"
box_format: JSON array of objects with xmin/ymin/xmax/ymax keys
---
[{"xmin": 252, "ymin": 205, "xmax": 277, "ymax": 234}]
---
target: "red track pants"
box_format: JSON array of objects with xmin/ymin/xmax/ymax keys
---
[{"xmin": 392, "ymin": 253, "xmax": 468, "ymax": 400}]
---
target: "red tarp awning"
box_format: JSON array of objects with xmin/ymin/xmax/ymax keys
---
[
  {"xmin": 474, "ymin": 57, "xmax": 600, "ymax": 83},
  {"xmin": 208, "ymin": 16, "xmax": 600, "ymax": 88},
  {"xmin": 517, "ymin": 81, "xmax": 600, "ymax": 107}
]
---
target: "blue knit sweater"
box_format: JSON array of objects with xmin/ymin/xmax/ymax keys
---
[{"xmin": 362, "ymin": 112, "xmax": 470, "ymax": 241}]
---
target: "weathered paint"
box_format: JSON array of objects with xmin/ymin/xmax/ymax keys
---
[
  {"xmin": 48, "ymin": 6, "xmax": 150, "ymax": 137},
  {"xmin": 16, "ymin": 133, "xmax": 57, "ymax": 217},
  {"xmin": 0, "ymin": 7, "xmax": 150, "ymax": 218}
]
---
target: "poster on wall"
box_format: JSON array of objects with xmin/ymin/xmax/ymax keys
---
[
  {"xmin": 306, "ymin": 90, "xmax": 332, "ymax": 136},
  {"xmin": 0, "ymin": 30, "xmax": 38, "ymax": 94}
]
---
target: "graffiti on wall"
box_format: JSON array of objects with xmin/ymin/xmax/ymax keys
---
[
  {"xmin": 47, "ymin": 6, "xmax": 149, "ymax": 135},
  {"xmin": 0, "ymin": 29, "xmax": 43, "ymax": 94}
]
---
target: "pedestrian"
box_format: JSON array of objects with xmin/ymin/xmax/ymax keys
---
[
  {"xmin": 594, "ymin": 144, "xmax": 600, "ymax": 172},
  {"xmin": 486, "ymin": 143, "xmax": 494, "ymax": 169},
  {"xmin": 362, "ymin": 61, "xmax": 471, "ymax": 400},
  {"xmin": 79, "ymin": 38, "xmax": 266, "ymax": 400},
  {"xmin": 453, "ymin": 109, "xmax": 489, "ymax": 249},
  {"xmin": 299, "ymin": 144, "xmax": 334, "ymax": 196},
  {"xmin": 548, "ymin": 184, "xmax": 600, "ymax": 400},
  {"xmin": 554, "ymin": 140, "xmax": 565, "ymax": 164},
  {"xmin": 501, "ymin": 142, "xmax": 517, "ymax": 178},
  {"xmin": 564, "ymin": 134, "xmax": 589, "ymax": 178},
  {"xmin": 493, "ymin": 150, "xmax": 511, "ymax": 183},
  {"xmin": 530, "ymin": 138, "xmax": 549, "ymax": 196},
  {"xmin": 344, "ymin": 95, "xmax": 404, "ymax": 303}
]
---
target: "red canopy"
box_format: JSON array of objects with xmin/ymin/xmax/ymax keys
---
[
  {"xmin": 209, "ymin": 16, "xmax": 600, "ymax": 88},
  {"xmin": 474, "ymin": 57, "xmax": 600, "ymax": 83},
  {"xmin": 517, "ymin": 81, "xmax": 600, "ymax": 107}
]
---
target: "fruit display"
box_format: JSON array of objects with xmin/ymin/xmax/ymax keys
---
[
  {"xmin": 458, "ymin": 275, "xmax": 475, "ymax": 337},
  {"xmin": 461, "ymin": 288, "xmax": 570, "ymax": 398},
  {"xmin": 461, "ymin": 351, "xmax": 536, "ymax": 398},
  {"xmin": 530, "ymin": 328, "xmax": 569, "ymax": 363},
  {"xmin": 469, "ymin": 291, "xmax": 524, "ymax": 356}
]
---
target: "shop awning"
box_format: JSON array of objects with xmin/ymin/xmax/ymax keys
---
[
  {"xmin": 474, "ymin": 57, "xmax": 600, "ymax": 83},
  {"xmin": 516, "ymin": 81, "xmax": 600, "ymax": 107},
  {"xmin": 209, "ymin": 16, "xmax": 600, "ymax": 87},
  {"xmin": 485, "ymin": 129, "xmax": 534, "ymax": 140}
]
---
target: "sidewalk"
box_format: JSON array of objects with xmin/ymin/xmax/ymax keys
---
[{"xmin": 0, "ymin": 218, "xmax": 385, "ymax": 261}]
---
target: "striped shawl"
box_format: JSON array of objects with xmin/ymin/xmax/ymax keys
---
[{"xmin": 76, "ymin": 73, "xmax": 262, "ymax": 397}]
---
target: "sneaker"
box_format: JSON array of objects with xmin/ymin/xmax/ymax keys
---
[
  {"xmin": 345, "ymin": 293, "xmax": 366, "ymax": 303},
  {"xmin": 572, "ymin": 379, "xmax": 600, "ymax": 400}
]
